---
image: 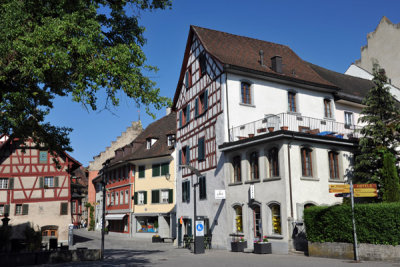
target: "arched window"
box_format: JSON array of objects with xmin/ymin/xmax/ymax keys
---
[
  {"xmin": 301, "ymin": 147, "xmax": 313, "ymax": 177},
  {"xmin": 250, "ymin": 152, "xmax": 259, "ymax": 180},
  {"xmin": 233, "ymin": 156, "xmax": 241, "ymax": 182},
  {"xmin": 234, "ymin": 206, "xmax": 243, "ymax": 233},
  {"xmin": 241, "ymin": 82, "xmax": 252, "ymax": 104},
  {"xmin": 328, "ymin": 151, "xmax": 339, "ymax": 179},
  {"xmin": 270, "ymin": 204, "xmax": 281, "ymax": 234},
  {"xmin": 268, "ymin": 148, "xmax": 279, "ymax": 177},
  {"xmin": 252, "ymin": 205, "xmax": 261, "ymax": 238}
]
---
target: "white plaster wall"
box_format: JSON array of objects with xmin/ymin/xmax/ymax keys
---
[{"xmin": 334, "ymin": 102, "xmax": 363, "ymax": 126}]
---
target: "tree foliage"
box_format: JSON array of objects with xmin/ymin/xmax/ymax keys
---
[
  {"xmin": 0, "ymin": 0, "xmax": 172, "ymax": 155},
  {"xmin": 354, "ymin": 67, "xmax": 400, "ymax": 199},
  {"xmin": 380, "ymin": 148, "xmax": 400, "ymax": 202}
]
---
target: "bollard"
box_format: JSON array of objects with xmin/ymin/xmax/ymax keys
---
[{"xmin": 68, "ymin": 224, "xmax": 74, "ymax": 248}]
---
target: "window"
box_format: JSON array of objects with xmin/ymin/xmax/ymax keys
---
[
  {"xmin": 1, "ymin": 204, "xmax": 9, "ymax": 216},
  {"xmin": 44, "ymin": 177, "xmax": 54, "ymax": 188},
  {"xmin": 198, "ymin": 137, "xmax": 205, "ymax": 161},
  {"xmin": 199, "ymin": 53, "xmax": 207, "ymax": 77},
  {"xmin": 125, "ymin": 189, "xmax": 129, "ymax": 204},
  {"xmin": 195, "ymin": 89, "xmax": 208, "ymax": 117},
  {"xmin": 199, "ymin": 176, "xmax": 206, "ymax": 200},
  {"xmin": 180, "ymin": 104, "xmax": 191, "ymax": 127},
  {"xmin": 161, "ymin": 190, "xmax": 169, "ymax": 203},
  {"xmin": 151, "ymin": 190, "xmax": 160, "ymax": 204},
  {"xmin": 167, "ymin": 134, "xmax": 176, "ymax": 146},
  {"xmin": 135, "ymin": 191, "xmax": 147, "ymax": 205},
  {"xmin": 185, "ymin": 68, "xmax": 192, "ymax": 89},
  {"xmin": 39, "ymin": 151, "xmax": 47, "ymax": 163},
  {"xmin": 182, "ymin": 180, "xmax": 190, "ymax": 202},
  {"xmin": 268, "ymin": 148, "xmax": 279, "ymax": 177},
  {"xmin": 116, "ymin": 192, "xmax": 119, "ymax": 205},
  {"xmin": 270, "ymin": 204, "xmax": 281, "ymax": 234},
  {"xmin": 136, "ymin": 216, "xmax": 158, "ymax": 233},
  {"xmin": 152, "ymin": 163, "xmax": 169, "ymax": 177},
  {"xmin": 111, "ymin": 193, "xmax": 115, "ymax": 206},
  {"xmin": 0, "ymin": 178, "xmax": 8, "ymax": 189},
  {"xmin": 345, "ymin": 112, "xmax": 353, "ymax": 127},
  {"xmin": 301, "ymin": 147, "xmax": 313, "ymax": 177},
  {"xmin": 324, "ymin": 99, "xmax": 332, "ymax": 118},
  {"xmin": 180, "ymin": 146, "xmax": 190, "ymax": 165},
  {"xmin": 328, "ymin": 151, "xmax": 339, "ymax": 179},
  {"xmin": 241, "ymin": 82, "xmax": 252, "ymax": 104},
  {"xmin": 250, "ymin": 152, "xmax": 259, "ymax": 180},
  {"xmin": 288, "ymin": 92, "xmax": 297, "ymax": 112},
  {"xmin": 252, "ymin": 205, "xmax": 262, "ymax": 238},
  {"xmin": 146, "ymin": 139, "xmax": 151, "ymax": 149},
  {"xmin": 233, "ymin": 156, "xmax": 241, "ymax": 182},
  {"xmin": 107, "ymin": 193, "xmax": 110, "ymax": 206},
  {"xmin": 234, "ymin": 206, "xmax": 243, "ymax": 233},
  {"xmin": 72, "ymin": 202, "xmax": 76, "ymax": 214},
  {"xmin": 138, "ymin": 165, "xmax": 145, "ymax": 178},
  {"xmin": 0, "ymin": 205, "xmax": 4, "ymax": 216}
]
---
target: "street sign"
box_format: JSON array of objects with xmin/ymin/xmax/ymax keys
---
[
  {"xmin": 354, "ymin": 191, "xmax": 378, "ymax": 197},
  {"xmin": 195, "ymin": 220, "xmax": 204, "ymax": 237},
  {"xmin": 353, "ymin": 184, "xmax": 377, "ymax": 197},
  {"xmin": 335, "ymin": 193, "xmax": 350, "ymax": 197},
  {"xmin": 215, "ymin": 190, "xmax": 226, "ymax": 199},
  {"xmin": 250, "ymin": 184, "xmax": 255, "ymax": 199},
  {"xmin": 329, "ymin": 184, "xmax": 350, "ymax": 193},
  {"xmin": 353, "ymin": 184, "xmax": 377, "ymax": 189}
]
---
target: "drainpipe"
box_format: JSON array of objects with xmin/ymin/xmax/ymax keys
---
[
  {"xmin": 287, "ymin": 134, "xmax": 294, "ymax": 218},
  {"xmin": 224, "ymin": 68, "xmax": 231, "ymax": 141}
]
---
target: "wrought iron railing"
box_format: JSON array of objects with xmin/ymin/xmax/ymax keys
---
[{"xmin": 229, "ymin": 113, "xmax": 361, "ymax": 142}]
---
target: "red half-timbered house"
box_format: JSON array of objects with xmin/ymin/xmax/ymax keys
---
[{"xmin": 0, "ymin": 135, "xmax": 81, "ymax": 244}]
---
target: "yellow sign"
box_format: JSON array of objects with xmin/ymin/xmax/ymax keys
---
[
  {"xmin": 329, "ymin": 184, "xmax": 350, "ymax": 193},
  {"xmin": 354, "ymin": 191, "xmax": 378, "ymax": 197},
  {"xmin": 354, "ymin": 188, "xmax": 377, "ymax": 193}
]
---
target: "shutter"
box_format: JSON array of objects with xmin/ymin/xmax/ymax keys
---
[
  {"xmin": 195, "ymin": 98, "xmax": 199, "ymax": 117},
  {"xmin": 187, "ymin": 181, "xmax": 190, "ymax": 202},
  {"xmin": 152, "ymin": 164, "xmax": 160, "ymax": 177},
  {"xmin": 155, "ymin": 190, "xmax": 160, "ymax": 203},
  {"xmin": 54, "ymin": 177, "xmax": 59, "ymax": 187},
  {"xmin": 186, "ymin": 146, "xmax": 190, "ymax": 164},
  {"xmin": 188, "ymin": 219, "xmax": 192, "ymax": 236},
  {"xmin": 5, "ymin": 204, "xmax": 10, "ymax": 215},
  {"xmin": 161, "ymin": 163, "xmax": 169, "ymax": 176},
  {"xmin": 22, "ymin": 204, "xmax": 29, "ymax": 215},
  {"xmin": 186, "ymin": 103, "xmax": 190, "ymax": 122},
  {"xmin": 152, "ymin": 190, "xmax": 156, "ymax": 203},
  {"xmin": 182, "ymin": 182, "xmax": 186, "ymax": 202},
  {"xmin": 179, "ymin": 111, "xmax": 182, "ymax": 128},
  {"xmin": 39, "ymin": 177, "xmax": 44, "ymax": 188},
  {"xmin": 179, "ymin": 150, "xmax": 182, "ymax": 166},
  {"xmin": 204, "ymin": 89, "xmax": 208, "ymax": 111},
  {"xmin": 185, "ymin": 71, "xmax": 189, "ymax": 88},
  {"xmin": 144, "ymin": 191, "xmax": 147, "ymax": 204},
  {"xmin": 134, "ymin": 192, "xmax": 138, "ymax": 205},
  {"xmin": 198, "ymin": 138, "xmax": 204, "ymax": 161},
  {"xmin": 200, "ymin": 176, "xmax": 206, "ymax": 199},
  {"xmin": 8, "ymin": 178, "xmax": 14, "ymax": 189},
  {"xmin": 168, "ymin": 189, "xmax": 173, "ymax": 203},
  {"xmin": 61, "ymin": 203, "xmax": 68, "ymax": 215}
]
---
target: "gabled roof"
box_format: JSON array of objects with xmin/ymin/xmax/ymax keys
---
[{"xmin": 109, "ymin": 112, "xmax": 176, "ymax": 165}]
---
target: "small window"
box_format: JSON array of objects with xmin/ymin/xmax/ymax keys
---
[
  {"xmin": 268, "ymin": 148, "xmax": 279, "ymax": 177},
  {"xmin": 0, "ymin": 178, "xmax": 8, "ymax": 189},
  {"xmin": 138, "ymin": 165, "xmax": 145, "ymax": 178},
  {"xmin": 185, "ymin": 68, "xmax": 192, "ymax": 89},
  {"xmin": 44, "ymin": 177, "xmax": 54, "ymax": 188},
  {"xmin": 199, "ymin": 53, "xmax": 207, "ymax": 76},
  {"xmin": 39, "ymin": 151, "xmax": 48, "ymax": 163},
  {"xmin": 167, "ymin": 135, "xmax": 176, "ymax": 146},
  {"xmin": 60, "ymin": 202, "xmax": 68, "ymax": 215},
  {"xmin": 0, "ymin": 205, "xmax": 4, "ymax": 216},
  {"xmin": 198, "ymin": 137, "xmax": 205, "ymax": 162},
  {"xmin": 250, "ymin": 152, "xmax": 259, "ymax": 180},
  {"xmin": 234, "ymin": 206, "xmax": 243, "ymax": 233},
  {"xmin": 199, "ymin": 176, "xmax": 206, "ymax": 200},
  {"xmin": 324, "ymin": 99, "xmax": 332, "ymax": 118},
  {"xmin": 15, "ymin": 204, "xmax": 22, "ymax": 215},
  {"xmin": 195, "ymin": 90, "xmax": 208, "ymax": 117},
  {"xmin": 161, "ymin": 190, "xmax": 169, "ymax": 204},
  {"xmin": 233, "ymin": 156, "xmax": 241, "ymax": 183},
  {"xmin": 180, "ymin": 146, "xmax": 190, "ymax": 165},
  {"xmin": 116, "ymin": 192, "xmax": 119, "ymax": 205},
  {"xmin": 288, "ymin": 92, "xmax": 297, "ymax": 112},
  {"xmin": 138, "ymin": 192, "xmax": 146, "ymax": 204},
  {"xmin": 180, "ymin": 104, "xmax": 191, "ymax": 127},
  {"xmin": 241, "ymin": 82, "xmax": 252, "ymax": 104},
  {"xmin": 328, "ymin": 151, "xmax": 339, "ymax": 179},
  {"xmin": 111, "ymin": 193, "xmax": 115, "ymax": 206},
  {"xmin": 182, "ymin": 180, "xmax": 190, "ymax": 202},
  {"xmin": 301, "ymin": 147, "xmax": 313, "ymax": 177},
  {"xmin": 344, "ymin": 112, "xmax": 353, "ymax": 127},
  {"xmin": 125, "ymin": 189, "xmax": 129, "ymax": 204}
]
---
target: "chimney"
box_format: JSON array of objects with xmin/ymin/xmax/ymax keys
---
[
  {"xmin": 271, "ymin": 56, "xmax": 282, "ymax": 73},
  {"xmin": 259, "ymin": 50, "xmax": 265, "ymax": 66}
]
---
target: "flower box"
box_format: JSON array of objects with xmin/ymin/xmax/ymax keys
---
[
  {"xmin": 257, "ymin": 128, "xmax": 267, "ymax": 133},
  {"xmin": 253, "ymin": 242, "xmax": 272, "ymax": 254},
  {"xmin": 231, "ymin": 241, "xmax": 247, "ymax": 252},
  {"xmin": 152, "ymin": 236, "xmax": 162, "ymax": 243}
]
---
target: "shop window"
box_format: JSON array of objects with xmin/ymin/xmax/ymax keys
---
[
  {"xmin": 234, "ymin": 206, "xmax": 243, "ymax": 233},
  {"xmin": 270, "ymin": 204, "xmax": 281, "ymax": 235},
  {"xmin": 137, "ymin": 217, "xmax": 158, "ymax": 233}
]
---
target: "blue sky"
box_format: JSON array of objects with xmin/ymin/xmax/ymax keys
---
[{"xmin": 47, "ymin": 0, "xmax": 400, "ymax": 166}]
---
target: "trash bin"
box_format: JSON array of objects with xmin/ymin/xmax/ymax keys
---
[{"xmin": 49, "ymin": 238, "xmax": 58, "ymax": 250}]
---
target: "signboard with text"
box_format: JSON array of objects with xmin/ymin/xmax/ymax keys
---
[{"xmin": 329, "ymin": 184, "xmax": 377, "ymax": 197}]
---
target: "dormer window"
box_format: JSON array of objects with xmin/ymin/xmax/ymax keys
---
[
  {"xmin": 146, "ymin": 138, "xmax": 157, "ymax": 149},
  {"xmin": 167, "ymin": 134, "xmax": 176, "ymax": 147}
]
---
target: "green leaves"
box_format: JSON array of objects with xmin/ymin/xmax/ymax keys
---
[{"xmin": 0, "ymin": 0, "xmax": 172, "ymax": 154}]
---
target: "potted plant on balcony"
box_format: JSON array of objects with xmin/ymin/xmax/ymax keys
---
[
  {"xmin": 257, "ymin": 128, "xmax": 267, "ymax": 133},
  {"xmin": 231, "ymin": 236, "xmax": 247, "ymax": 252},
  {"xmin": 253, "ymin": 236, "xmax": 272, "ymax": 254}
]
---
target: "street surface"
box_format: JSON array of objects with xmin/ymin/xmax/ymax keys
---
[{"xmin": 36, "ymin": 229, "xmax": 400, "ymax": 267}]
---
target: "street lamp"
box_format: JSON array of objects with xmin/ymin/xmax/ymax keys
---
[
  {"xmin": 101, "ymin": 159, "xmax": 110, "ymax": 260},
  {"xmin": 179, "ymin": 164, "xmax": 205, "ymax": 254}
]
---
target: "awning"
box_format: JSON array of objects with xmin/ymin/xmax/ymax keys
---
[{"xmin": 105, "ymin": 214, "xmax": 127, "ymax": 220}]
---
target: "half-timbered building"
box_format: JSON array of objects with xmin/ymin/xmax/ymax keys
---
[
  {"xmin": 172, "ymin": 26, "xmax": 388, "ymax": 252},
  {"xmin": 0, "ymin": 135, "xmax": 81, "ymax": 244}
]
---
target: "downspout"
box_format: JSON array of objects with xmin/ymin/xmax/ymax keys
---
[
  {"xmin": 287, "ymin": 134, "xmax": 294, "ymax": 218},
  {"xmin": 224, "ymin": 68, "xmax": 231, "ymax": 141}
]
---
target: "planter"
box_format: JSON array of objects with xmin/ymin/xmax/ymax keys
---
[
  {"xmin": 231, "ymin": 241, "xmax": 247, "ymax": 252},
  {"xmin": 268, "ymin": 127, "xmax": 274, "ymax": 133},
  {"xmin": 152, "ymin": 236, "xmax": 162, "ymax": 243},
  {"xmin": 248, "ymin": 134, "xmax": 255, "ymax": 138},
  {"xmin": 238, "ymin": 136, "xmax": 246, "ymax": 140},
  {"xmin": 257, "ymin": 128, "xmax": 267, "ymax": 133},
  {"xmin": 253, "ymin": 242, "xmax": 272, "ymax": 254},
  {"xmin": 280, "ymin": 126, "xmax": 289, "ymax": 131}
]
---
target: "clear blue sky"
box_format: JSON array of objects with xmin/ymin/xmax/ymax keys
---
[{"xmin": 46, "ymin": 0, "xmax": 400, "ymax": 167}]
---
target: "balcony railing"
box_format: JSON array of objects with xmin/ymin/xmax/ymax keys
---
[{"xmin": 229, "ymin": 113, "xmax": 361, "ymax": 142}]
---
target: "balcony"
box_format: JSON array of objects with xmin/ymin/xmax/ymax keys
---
[{"xmin": 229, "ymin": 113, "xmax": 361, "ymax": 142}]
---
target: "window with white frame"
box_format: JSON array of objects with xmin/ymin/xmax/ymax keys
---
[
  {"xmin": 125, "ymin": 189, "xmax": 129, "ymax": 204},
  {"xmin": 0, "ymin": 178, "xmax": 8, "ymax": 189},
  {"xmin": 107, "ymin": 193, "xmax": 110, "ymax": 206},
  {"xmin": 344, "ymin": 112, "xmax": 353, "ymax": 127},
  {"xmin": 44, "ymin": 177, "xmax": 54, "ymax": 188},
  {"xmin": 301, "ymin": 147, "xmax": 313, "ymax": 177},
  {"xmin": 161, "ymin": 190, "xmax": 169, "ymax": 204},
  {"xmin": 0, "ymin": 205, "xmax": 4, "ymax": 216},
  {"xmin": 241, "ymin": 82, "xmax": 252, "ymax": 105},
  {"xmin": 120, "ymin": 191, "xmax": 124, "ymax": 205},
  {"xmin": 116, "ymin": 192, "xmax": 119, "ymax": 205},
  {"xmin": 324, "ymin": 99, "xmax": 333, "ymax": 118},
  {"xmin": 138, "ymin": 192, "xmax": 145, "ymax": 204},
  {"xmin": 111, "ymin": 193, "xmax": 115, "ymax": 206}
]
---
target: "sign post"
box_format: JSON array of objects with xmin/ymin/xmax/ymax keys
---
[
  {"xmin": 195, "ymin": 217, "xmax": 205, "ymax": 254},
  {"xmin": 350, "ymin": 181, "xmax": 359, "ymax": 262}
]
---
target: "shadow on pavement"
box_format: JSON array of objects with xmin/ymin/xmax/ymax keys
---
[{"xmin": 73, "ymin": 233, "xmax": 93, "ymax": 245}]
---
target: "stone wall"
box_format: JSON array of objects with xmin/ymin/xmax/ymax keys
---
[{"xmin": 308, "ymin": 242, "xmax": 400, "ymax": 262}]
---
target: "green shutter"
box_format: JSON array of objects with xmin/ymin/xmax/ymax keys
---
[
  {"xmin": 22, "ymin": 204, "xmax": 29, "ymax": 215},
  {"xmin": 187, "ymin": 103, "xmax": 190, "ymax": 122},
  {"xmin": 188, "ymin": 219, "xmax": 192, "ymax": 236},
  {"xmin": 198, "ymin": 138, "xmax": 204, "ymax": 161},
  {"xmin": 199, "ymin": 176, "xmax": 206, "ymax": 200},
  {"xmin": 134, "ymin": 192, "xmax": 138, "ymax": 205},
  {"xmin": 161, "ymin": 163, "xmax": 169, "ymax": 176},
  {"xmin": 152, "ymin": 164, "xmax": 160, "ymax": 177},
  {"xmin": 168, "ymin": 189, "xmax": 173, "ymax": 204},
  {"xmin": 8, "ymin": 178, "xmax": 14, "ymax": 189},
  {"xmin": 61, "ymin": 203, "xmax": 68, "ymax": 215},
  {"xmin": 204, "ymin": 89, "xmax": 208, "ymax": 110},
  {"xmin": 182, "ymin": 182, "xmax": 185, "ymax": 202},
  {"xmin": 39, "ymin": 177, "xmax": 44, "ymax": 188},
  {"xmin": 179, "ymin": 111, "xmax": 182, "ymax": 128},
  {"xmin": 186, "ymin": 146, "xmax": 190, "ymax": 164},
  {"xmin": 152, "ymin": 190, "xmax": 160, "ymax": 204},
  {"xmin": 5, "ymin": 204, "xmax": 10, "ymax": 215},
  {"xmin": 195, "ymin": 98, "xmax": 199, "ymax": 117},
  {"xmin": 54, "ymin": 177, "xmax": 59, "ymax": 187},
  {"xmin": 179, "ymin": 150, "xmax": 182, "ymax": 166},
  {"xmin": 143, "ymin": 191, "xmax": 147, "ymax": 204},
  {"xmin": 139, "ymin": 165, "xmax": 145, "ymax": 178},
  {"xmin": 185, "ymin": 71, "xmax": 189, "ymax": 88}
]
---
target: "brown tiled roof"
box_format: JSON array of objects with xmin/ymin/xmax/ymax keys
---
[{"xmin": 110, "ymin": 112, "xmax": 176, "ymax": 165}]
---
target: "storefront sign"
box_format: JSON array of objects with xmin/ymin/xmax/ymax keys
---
[{"xmin": 215, "ymin": 190, "xmax": 226, "ymax": 199}]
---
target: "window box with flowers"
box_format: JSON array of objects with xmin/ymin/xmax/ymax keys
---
[
  {"xmin": 253, "ymin": 236, "xmax": 272, "ymax": 254},
  {"xmin": 152, "ymin": 234, "xmax": 162, "ymax": 243},
  {"xmin": 230, "ymin": 234, "xmax": 247, "ymax": 252}
]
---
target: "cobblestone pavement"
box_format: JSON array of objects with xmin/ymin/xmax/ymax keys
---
[{"xmin": 36, "ymin": 229, "xmax": 400, "ymax": 267}]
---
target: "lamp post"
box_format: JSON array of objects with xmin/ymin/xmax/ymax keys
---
[
  {"xmin": 179, "ymin": 164, "xmax": 205, "ymax": 254},
  {"xmin": 101, "ymin": 159, "xmax": 110, "ymax": 260}
]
